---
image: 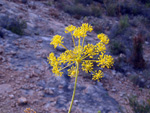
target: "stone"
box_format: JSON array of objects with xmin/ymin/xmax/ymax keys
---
[
  {"xmin": 58, "ymin": 85, "xmax": 63, "ymax": 89},
  {"xmin": 18, "ymin": 97, "xmax": 28, "ymax": 105},
  {"xmin": 56, "ymin": 46, "xmax": 66, "ymax": 52},
  {"xmin": 44, "ymin": 88, "xmax": 54, "ymax": 95},
  {"xmin": 37, "ymin": 91, "xmax": 44, "ymax": 97},
  {"xmin": 119, "ymin": 92, "xmax": 126, "ymax": 97},
  {"xmin": 0, "ymin": 48, "xmax": 3, "ymax": 54},
  {"xmin": 111, "ymin": 88, "xmax": 117, "ymax": 92},
  {"xmin": 0, "ymin": 84, "xmax": 13, "ymax": 94},
  {"xmin": 25, "ymin": 74, "xmax": 30, "ymax": 79},
  {"xmin": 50, "ymin": 101, "xmax": 56, "ymax": 107},
  {"xmin": 37, "ymin": 39, "xmax": 43, "ymax": 43},
  {"xmin": 9, "ymin": 94, "xmax": 15, "ymax": 99},
  {"xmin": 139, "ymin": 78, "xmax": 146, "ymax": 88},
  {"xmin": 112, "ymin": 70, "xmax": 116, "ymax": 76},
  {"xmin": 0, "ymin": 56, "xmax": 5, "ymax": 62}
]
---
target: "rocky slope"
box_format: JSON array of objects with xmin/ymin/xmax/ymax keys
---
[{"xmin": 0, "ymin": 0, "xmax": 150, "ymax": 113}]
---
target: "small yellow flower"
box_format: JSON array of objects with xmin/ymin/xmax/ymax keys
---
[
  {"xmin": 97, "ymin": 33, "xmax": 109, "ymax": 44},
  {"xmin": 82, "ymin": 61, "xmax": 93, "ymax": 73},
  {"xmin": 96, "ymin": 42, "xmax": 106, "ymax": 53},
  {"xmin": 65, "ymin": 25, "xmax": 76, "ymax": 33},
  {"xmin": 50, "ymin": 35, "xmax": 64, "ymax": 48},
  {"xmin": 73, "ymin": 27, "xmax": 85, "ymax": 38},
  {"xmin": 81, "ymin": 23, "xmax": 93, "ymax": 32},
  {"xmin": 92, "ymin": 70, "xmax": 103, "ymax": 81},
  {"xmin": 96, "ymin": 53, "xmax": 114, "ymax": 68},
  {"xmin": 84, "ymin": 44, "xmax": 97, "ymax": 58},
  {"xmin": 48, "ymin": 23, "xmax": 114, "ymax": 79},
  {"xmin": 68, "ymin": 65, "xmax": 77, "ymax": 77},
  {"xmin": 24, "ymin": 108, "xmax": 36, "ymax": 113}
]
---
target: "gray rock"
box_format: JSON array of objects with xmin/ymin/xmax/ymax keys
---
[
  {"xmin": 0, "ymin": 84, "xmax": 12, "ymax": 94},
  {"xmin": 21, "ymin": 0, "xmax": 28, "ymax": 4},
  {"xmin": 9, "ymin": 94, "xmax": 15, "ymax": 99},
  {"xmin": 119, "ymin": 92, "xmax": 126, "ymax": 97},
  {"xmin": 56, "ymin": 46, "xmax": 66, "ymax": 52},
  {"xmin": 0, "ymin": 48, "xmax": 3, "ymax": 54},
  {"xmin": 139, "ymin": 78, "xmax": 146, "ymax": 88},
  {"xmin": 111, "ymin": 88, "xmax": 117, "ymax": 92},
  {"xmin": 44, "ymin": 88, "xmax": 54, "ymax": 95},
  {"xmin": 18, "ymin": 97, "xmax": 28, "ymax": 105}
]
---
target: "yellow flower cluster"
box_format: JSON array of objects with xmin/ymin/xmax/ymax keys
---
[
  {"xmin": 48, "ymin": 23, "xmax": 114, "ymax": 81},
  {"xmin": 24, "ymin": 108, "xmax": 36, "ymax": 113},
  {"xmin": 50, "ymin": 35, "xmax": 64, "ymax": 48}
]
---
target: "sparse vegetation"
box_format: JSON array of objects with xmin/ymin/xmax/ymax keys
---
[
  {"xmin": 143, "ymin": 69, "xmax": 150, "ymax": 80},
  {"xmin": 63, "ymin": 3, "xmax": 102, "ymax": 18},
  {"xmin": 110, "ymin": 40, "xmax": 125, "ymax": 55},
  {"xmin": 129, "ymin": 75, "xmax": 140, "ymax": 86},
  {"xmin": 119, "ymin": 15, "xmax": 129, "ymax": 30},
  {"xmin": 137, "ymin": 0, "xmax": 150, "ymax": 4},
  {"xmin": 106, "ymin": 3, "xmax": 118, "ymax": 16},
  {"xmin": 98, "ymin": 110, "xmax": 101, "ymax": 113},
  {"xmin": 93, "ymin": 24, "xmax": 103, "ymax": 34},
  {"xmin": 7, "ymin": 19, "xmax": 27, "ymax": 35},
  {"xmin": 75, "ymin": 0, "xmax": 93, "ymax": 5},
  {"xmin": 129, "ymin": 95, "xmax": 150, "ymax": 113},
  {"xmin": 63, "ymin": 4, "xmax": 91, "ymax": 17},
  {"xmin": 131, "ymin": 34, "xmax": 145, "ymax": 69}
]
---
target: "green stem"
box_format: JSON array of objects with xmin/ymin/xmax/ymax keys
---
[
  {"xmin": 71, "ymin": 32, "xmax": 75, "ymax": 47},
  {"xmin": 82, "ymin": 37, "xmax": 85, "ymax": 47},
  {"xmin": 82, "ymin": 60, "xmax": 99, "ymax": 62},
  {"xmin": 68, "ymin": 61, "xmax": 79, "ymax": 113},
  {"xmin": 60, "ymin": 44, "xmax": 68, "ymax": 50},
  {"xmin": 78, "ymin": 37, "xmax": 80, "ymax": 46}
]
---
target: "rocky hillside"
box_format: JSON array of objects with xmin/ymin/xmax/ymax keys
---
[{"xmin": 0, "ymin": 0, "xmax": 150, "ymax": 113}]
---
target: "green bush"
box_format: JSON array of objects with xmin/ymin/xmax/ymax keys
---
[
  {"xmin": 90, "ymin": 5, "xmax": 102, "ymax": 17},
  {"xmin": 131, "ymin": 34, "xmax": 145, "ymax": 69},
  {"xmin": 119, "ymin": 15, "xmax": 129, "ymax": 30},
  {"xmin": 106, "ymin": 3, "xmax": 118, "ymax": 16},
  {"xmin": 64, "ymin": 4, "xmax": 91, "ymax": 17},
  {"xmin": 63, "ymin": 3, "xmax": 102, "ymax": 18},
  {"xmin": 137, "ymin": 0, "xmax": 150, "ymax": 4},
  {"xmin": 110, "ymin": 40, "xmax": 125, "ymax": 55},
  {"xmin": 143, "ymin": 69, "xmax": 150, "ymax": 80},
  {"xmin": 129, "ymin": 95, "xmax": 150, "ymax": 113},
  {"xmin": 129, "ymin": 75, "xmax": 140, "ymax": 86},
  {"xmin": 7, "ymin": 19, "xmax": 27, "ymax": 35},
  {"xmin": 75, "ymin": 0, "xmax": 93, "ymax": 5}
]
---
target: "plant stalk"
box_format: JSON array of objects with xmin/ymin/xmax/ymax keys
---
[{"xmin": 68, "ymin": 61, "xmax": 79, "ymax": 113}]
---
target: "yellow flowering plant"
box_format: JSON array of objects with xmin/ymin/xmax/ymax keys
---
[
  {"xmin": 47, "ymin": 23, "xmax": 114, "ymax": 113},
  {"xmin": 24, "ymin": 108, "xmax": 36, "ymax": 113}
]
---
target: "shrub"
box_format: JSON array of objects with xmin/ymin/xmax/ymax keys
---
[
  {"xmin": 93, "ymin": 24, "xmax": 103, "ymax": 34},
  {"xmin": 6, "ymin": 19, "xmax": 27, "ymax": 35},
  {"xmin": 129, "ymin": 75, "xmax": 140, "ymax": 86},
  {"xmin": 143, "ymin": 69, "xmax": 150, "ymax": 80},
  {"xmin": 110, "ymin": 40, "xmax": 125, "ymax": 55},
  {"xmin": 0, "ymin": 15, "xmax": 27, "ymax": 35},
  {"xmin": 119, "ymin": 15, "xmax": 129, "ymax": 30},
  {"xmin": 115, "ymin": 15, "xmax": 129, "ymax": 34},
  {"xmin": 106, "ymin": 3, "xmax": 118, "ymax": 16},
  {"xmin": 137, "ymin": 0, "xmax": 150, "ymax": 4},
  {"xmin": 63, "ymin": 4, "xmax": 91, "ymax": 17},
  {"xmin": 63, "ymin": 3, "xmax": 102, "ymax": 18},
  {"xmin": 131, "ymin": 34, "xmax": 145, "ymax": 69},
  {"xmin": 129, "ymin": 95, "xmax": 150, "ymax": 113},
  {"xmin": 75, "ymin": 0, "xmax": 93, "ymax": 5},
  {"xmin": 90, "ymin": 4, "xmax": 102, "ymax": 17}
]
